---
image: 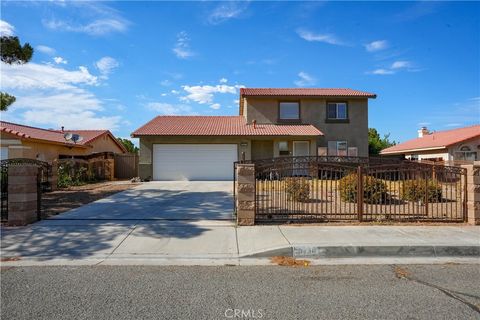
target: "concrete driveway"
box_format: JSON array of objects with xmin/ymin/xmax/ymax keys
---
[{"xmin": 47, "ymin": 181, "xmax": 235, "ymax": 221}]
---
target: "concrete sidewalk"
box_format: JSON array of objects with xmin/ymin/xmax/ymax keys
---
[{"xmin": 1, "ymin": 222, "xmax": 479, "ymax": 266}]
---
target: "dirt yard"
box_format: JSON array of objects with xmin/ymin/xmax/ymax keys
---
[{"xmin": 41, "ymin": 181, "xmax": 140, "ymax": 218}]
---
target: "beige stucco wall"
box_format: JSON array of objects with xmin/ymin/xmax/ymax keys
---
[
  {"xmin": 89, "ymin": 134, "xmax": 125, "ymax": 154},
  {"xmin": 243, "ymin": 97, "xmax": 369, "ymax": 156},
  {"xmin": 137, "ymin": 135, "xmax": 317, "ymax": 179}
]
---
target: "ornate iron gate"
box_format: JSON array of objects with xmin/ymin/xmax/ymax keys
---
[
  {"xmin": 0, "ymin": 159, "xmax": 51, "ymax": 222},
  {"xmin": 250, "ymin": 157, "xmax": 467, "ymax": 223}
]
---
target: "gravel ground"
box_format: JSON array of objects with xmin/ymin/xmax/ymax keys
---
[{"xmin": 1, "ymin": 264, "xmax": 479, "ymax": 319}]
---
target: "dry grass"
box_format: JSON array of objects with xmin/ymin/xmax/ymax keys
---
[
  {"xmin": 270, "ymin": 256, "xmax": 311, "ymax": 267},
  {"xmin": 394, "ymin": 266, "xmax": 410, "ymax": 279}
]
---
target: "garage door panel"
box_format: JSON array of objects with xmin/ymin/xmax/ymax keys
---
[{"xmin": 153, "ymin": 144, "xmax": 237, "ymax": 181}]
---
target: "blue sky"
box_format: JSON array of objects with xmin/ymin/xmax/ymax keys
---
[{"xmin": 1, "ymin": 1, "xmax": 479, "ymax": 144}]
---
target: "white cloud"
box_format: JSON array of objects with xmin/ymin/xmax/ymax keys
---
[
  {"xmin": 43, "ymin": 18, "xmax": 128, "ymax": 36},
  {"xmin": 368, "ymin": 68, "xmax": 395, "ymax": 75},
  {"xmin": 219, "ymin": 78, "xmax": 228, "ymax": 83},
  {"xmin": 53, "ymin": 56, "xmax": 68, "ymax": 65},
  {"xmin": 160, "ymin": 79, "xmax": 172, "ymax": 86},
  {"xmin": 181, "ymin": 84, "xmax": 243, "ymax": 104},
  {"xmin": 207, "ymin": 1, "xmax": 249, "ymax": 25},
  {"xmin": 1, "ymin": 62, "xmax": 120, "ymax": 130},
  {"xmin": 0, "ymin": 20, "xmax": 14, "ymax": 36},
  {"xmin": 296, "ymin": 29, "xmax": 345, "ymax": 46},
  {"xmin": 294, "ymin": 71, "xmax": 317, "ymax": 87},
  {"xmin": 1, "ymin": 63, "xmax": 98, "ymax": 90},
  {"xmin": 36, "ymin": 45, "xmax": 56, "ymax": 55},
  {"xmin": 367, "ymin": 61, "xmax": 416, "ymax": 75},
  {"xmin": 210, "ymin": 103, "xmax": 221, "ymax": 110},
  {"xmin": 365, "ymin": 40, "xmax": 388, "ymax": 52},
  {"xmin": 95, "ymin": 56, "xmax": 119, "ymax": 78},
  {"xmin": 391, "ymin": 60, "xmax": 412, "ymax": 69},
  {"xmin": 146, "ymin": 102, "xmax": 193, "ymax": 115},
  {"xmin": 173, "ymin": 31, "xmax": 194, "ymax": 59}
]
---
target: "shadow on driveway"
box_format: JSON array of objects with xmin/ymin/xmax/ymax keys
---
[{"xmin": 1, "ymin": 183, "xmax": 236, "ymax": 260}]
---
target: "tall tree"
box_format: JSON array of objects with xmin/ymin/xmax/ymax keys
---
[
  {"xmin": 117, "ymin": 138, "xmax": 139, "ymax": 154},
  {"xmin": 0, "ymin": 36, "xmax": 34, "ymax": 111},
  {"xmin": 368, "ymin": 128, "xmax": 396, "ymax": 155}
]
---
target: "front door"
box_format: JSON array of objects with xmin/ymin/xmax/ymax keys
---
[{"xmin": 293, "ymin": 141, "xmax": 310, "ymax": 176}]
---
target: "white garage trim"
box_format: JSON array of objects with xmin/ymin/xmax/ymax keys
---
[{"xmin": 152, "ymin": 144, "xmax": 238, "ymax": 181}]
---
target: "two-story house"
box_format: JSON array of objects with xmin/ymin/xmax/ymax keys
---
[{"xmin": 132, "ymin": 88, "xmax": 376, "ymax": 180}]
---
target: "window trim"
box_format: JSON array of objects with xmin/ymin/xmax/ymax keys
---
[
  {"xmin": 278, "ymin": 100, "xmax": 301, "ymax": 122},
  {"xmin": 326, "ymin": 101, "xmax": 349, "ymax": 123}
]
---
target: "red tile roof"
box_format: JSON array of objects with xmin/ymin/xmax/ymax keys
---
[
  {"xmin": 0, "ymin": 121, "xmax": 84, "ymax": 147},
  {"xmin": 0, "ymin": 121, "xmax": 126, "ymax": 152},
  {"xmin": 131, "ymin": 116, "xmax": 323, "ymax": 137},
  {"xmin": 381, "ymin": 125, "xmax": 480, "ymax": 154},
  {"xmin": 240, "ymin": 88, "xmax": 376, "ymax": 98}
]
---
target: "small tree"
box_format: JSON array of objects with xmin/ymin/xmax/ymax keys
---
[
  {"xmin": 0, "ymin": 36, "xmax": 34, "ymax": 111},
  {"xmin": 117, "ymin": 138, "xmax": 139, "ymax": 154},
  {"xmin": 368, "ymin": 128, "xmax": 396, "ymax": 155}
]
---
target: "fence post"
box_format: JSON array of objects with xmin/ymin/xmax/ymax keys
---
[
  {"xmin": 357, "ymin": 166, "xmax": 363, "ymax": 222},
  {"xmin": 8, "ymin": 165, "xmax": 39, "ymax": 226},
  {"xmin": 236, "ymin": 163, "xmax": 255, "ymax": 226},
  {"xmin": 462, "ymin": 163, "xmax": 480, "ymax": 225},
  {"xmin": 49, "ymin": 160, "xmax": 58, "ymax": 191}
]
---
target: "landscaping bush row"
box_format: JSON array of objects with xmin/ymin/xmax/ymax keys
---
[{"xmin": 283, "ymin": 175, "xmax": 443, "ymax": 204}]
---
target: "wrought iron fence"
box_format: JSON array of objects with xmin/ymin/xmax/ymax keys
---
[
  {"xmin": 0, "ymin": 158, "xmax": 51, "ymax": 222},
  {"xmin": 246, "ymin": 156, "xmax": 466, "ymax": 223}
]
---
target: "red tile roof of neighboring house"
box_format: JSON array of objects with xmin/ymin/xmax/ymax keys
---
[
  {"xmin": 0, "ymin": 121, "xmax": 126, "ymax": 152},
  {"xmin": 0, "ymin": 121, "xmax": 85, "ymax": 147},
  {"xmin": 381, "ymin": 125, "xmax": 480, "ymax": 154},
  {"xmin": 131, "ymin": 116, "xmax": 323, "ymax": 137},
  {"xmin": 240, "ymin": 88, "xmax": 377, "ymax": 98}
]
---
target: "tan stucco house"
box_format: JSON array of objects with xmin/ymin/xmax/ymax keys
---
[
  {"xmin": 381, "ymin": 125, "xmax": 480, "ymax": 163},
  {"xmin": 0, "ymin": 121, "xmax": 127, "ymax": 162},
  {"xmin": 132, "ymin": 88, "xmax": 376, "ymax": 180}
]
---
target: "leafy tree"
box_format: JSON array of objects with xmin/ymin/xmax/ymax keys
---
[
  {"xmin": 0, "ymin": 36, "xmax": 34, "ymax": 111},
  {"xmin": 117, "ymin": 138, "xmax": 139, "ymax": 154},
  {"xmin": 368, "ymin": 128, "xmax": 396, "ymax": 155},
  {"xmin": 0, "ymin": 93, "xmax": 16, "ymax": 111},
  {"xmin": 1, "ymin": 36, "xmax": 33, "ymax": 64}
]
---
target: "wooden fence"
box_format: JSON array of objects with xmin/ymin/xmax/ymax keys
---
[{"xmin": 114, "ymin": 153, "xmax": 138, "ymax": 179}]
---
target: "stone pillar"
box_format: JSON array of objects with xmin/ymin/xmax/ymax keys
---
[
  {"xmin": 236, "ymin": 163, "xmax": 255, "ymax": 226},
  {"xmin": 8, "ymin": 165, "xmax": 39, "ymax": 226},
  {"xmin": 462, "ymin": 163, "xmax": 480, "ymax": 225},
  {"xmin": 49, "ymin": 160, "xmax": 58, "ymax": 191},
  {"xmin": 106, "ymin": 159, "xmax": 115, "ymax": 181}
]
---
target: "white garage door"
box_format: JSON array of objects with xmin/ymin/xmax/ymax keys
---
[{"xmin": 153, "ymin": 144, "xmax": 238, "ymax": 181}]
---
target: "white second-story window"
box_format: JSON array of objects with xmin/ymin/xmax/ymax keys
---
[
  {"xmin": 327, "ymin": 102, "xmax": 348, "ymax": 119},
  {"xmin": 279, "ymin": 102, "xmax": 300, "ymax": 120}
]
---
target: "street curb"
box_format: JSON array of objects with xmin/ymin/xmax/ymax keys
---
[{"xmin": 242, "ymin": 245, "xmax": 480, "ymax": 258}]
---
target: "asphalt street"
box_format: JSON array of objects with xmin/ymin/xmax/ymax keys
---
[{"xmin": 1, "ymin": 264, "xmax": 479, "ymax": 320}]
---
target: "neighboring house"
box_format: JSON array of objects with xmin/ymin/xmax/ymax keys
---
[
  {"xmin": 380, "ymin": 125, "xmax": 480, "ymax": 162},
  {"xmin": 132, "ymin": 88, "xmax": 376, "ymax": 180},
  {"xmin": 0, "ymin": 121, "xmax": 127, "ymax": 162}
]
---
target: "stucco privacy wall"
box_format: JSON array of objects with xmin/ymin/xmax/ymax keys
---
[
  {"xmin": 138, "ymin": 136, "xmax": 317, "ymax": 179},
  {"xmin": 244, "ymin": 97, "xmax": 369, "ymax": 157}
]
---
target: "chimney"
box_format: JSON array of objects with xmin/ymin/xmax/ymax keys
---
[
  {"xmin": 252, "ymin": 119, "xmax": 257, "ymax": 129},
  {"xmin": 61, "ymin": 126, "xmax": 64, "ymax": 132},
  {"xmin": 418, "ymin": 126, "xmax": 429, "ymax": 138}
]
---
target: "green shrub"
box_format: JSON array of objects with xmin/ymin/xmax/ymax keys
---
[
  {"xmin": 400, "ymin": 180, "xmax": 442, "ymax": 203},
  {"xmin": 57, "ymin": 162, "xmax": 90, "ymax": 188},
  {"xmin": 285, "ymin": 177, "xmax": 310, "ymax": 202},
  {"xmin": 339, "ymin": 173, "xmax": 388, "ymax": 204}
]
